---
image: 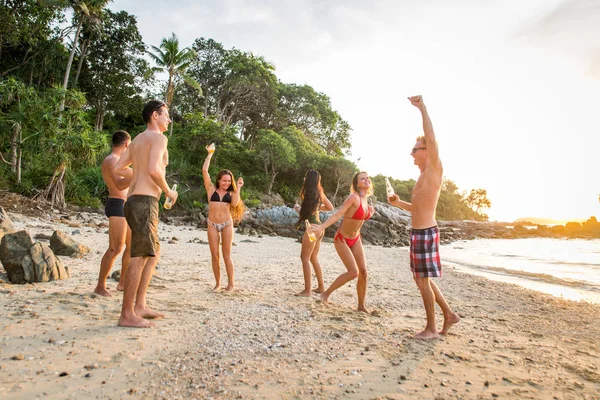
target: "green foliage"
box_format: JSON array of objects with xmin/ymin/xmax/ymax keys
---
[
  {"xmin": 65, "ymin": 166, "xmax": 105, "ymax": 207},
  {"xmin": 371, "ymin": 175, "xmax": 414, "ymax": 203},
  {"xmin": 437, "ymin": 179, "xmax": 489, "ymax": 221},
  {"xmin": 0, "ymin": 13, "xmax": 493, "ymax": 219},
  {"xmin": 277, "ymin": 83, "xmax": 352, "ymax": 156},
  {"xmin": 149, "ymin": 32, "xmax": 200, "ymax": 108},
  {"xmin": 254, "ymin": 129, "xmax": 296, "ymax": 194},
  {"xmin": 78, "ymin": 9, "xmax": 151, "ymax": 131}
]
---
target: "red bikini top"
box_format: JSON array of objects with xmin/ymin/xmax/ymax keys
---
[{"xmin": 349, "ymin": 202, "xmax": 374, "ymax": 220}]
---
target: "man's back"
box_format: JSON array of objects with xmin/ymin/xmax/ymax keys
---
[
  {"xmin": 102, "ymin": 155, "xmax": 128, "ymax": 199},
  {"xmin": 128, "ymin": 130, "xmax": 167, "ymax": 199}
]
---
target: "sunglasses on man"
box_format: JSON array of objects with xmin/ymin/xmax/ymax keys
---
[{"xmin": 411, "ymin": 147, "xmax": 427, "ymax": 154}]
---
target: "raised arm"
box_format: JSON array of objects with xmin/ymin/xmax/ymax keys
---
[
  {"xmin": 408, "ymin": 95, "xmax": 440, "ymax": 167},
  {"xmin": 230, "ymin": 177, "xmax": 244, "ymax": 207},
  {"xmin": 319, "ymin": 192, "xmax": 334, "ymax": 211},
  {"xmin": 202, "ymin": 145, "xmax": 215, "ymax": 198},
  {"xmin": 387, "ymin": 193, "xmax": 413, "ymax": 213}
]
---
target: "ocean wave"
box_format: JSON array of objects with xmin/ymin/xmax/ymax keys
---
[{"xmin": 444, "ymin": 259, "xmax": 600, "ymax": 291}]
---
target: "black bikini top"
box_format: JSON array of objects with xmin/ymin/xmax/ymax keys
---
[{"xmin": 210, "ymin": 190, "xmax": 232, "ymax": 203}]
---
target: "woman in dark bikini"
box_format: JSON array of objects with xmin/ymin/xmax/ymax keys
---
[
  {"xmin": 202, "ymin": 144, "xmax": 245, "ymax": 291},
  {"xmin": 293, "ymin": 170, "xmax": 334, "ymax": 296},
  {"xmin": 311, "ymin": 172, "xmax": 374, "ymax": 313}
]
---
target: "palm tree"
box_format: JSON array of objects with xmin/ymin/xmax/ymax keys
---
[{"xmin": 149, "ymin": 33, "xmax": 202, "ymax": 134}]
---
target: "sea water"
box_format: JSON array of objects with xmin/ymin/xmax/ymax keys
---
[{"xmin": 441, "ymin": 238, "xmax": 600, "ymax": 304}]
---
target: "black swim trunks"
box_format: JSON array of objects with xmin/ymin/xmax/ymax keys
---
[{"xmin": 105, "ymin": 197, "xmax": 125, "ymax": 218}]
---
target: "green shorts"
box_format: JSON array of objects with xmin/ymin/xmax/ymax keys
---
[{"xmin": 124, "ymin": 195, "xmax": 160, "ymax": 258}]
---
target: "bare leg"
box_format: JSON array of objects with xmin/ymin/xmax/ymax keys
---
[
  {"xmin": 320, "ymin": 238, "xmax": 359, "ymax": 305},
  {"xmin": 430, "ymin": 280, "xmax": 460, "ymax": 334},
  {"xmin": 95, "ymin": 216, "xmax": 126, "ymax": 297},
  {"xmin": 297, "ymin": 231, "xmax": 317, "ymax": 296},
  {"xmin": 414, "ymin": 277, "xmax": 439, "ymax": 340},
  {"xmin": 221, "ymin": 222, "xmax": 235, "ymax": 291},
  {"xmin": 117, "ymin": 227, "xmax": 131, "ymax": 291},
  {"xmin": 133, "ymin": 252, "xmax": 163, "ymax": 319},
  {"xmin": 350, "ymin": 239, "xmax": 369, "ymax": 313},
  {"xmin": 207, "ymin": 224, "xmax": 221, "ymax": 290},
  {"xmin": 310, "ymin": 231, "xmax": 325, "ymax": 293},
  {"xmin": 118, "ymin": 256, "xmax": 152, "ymax": 328}
]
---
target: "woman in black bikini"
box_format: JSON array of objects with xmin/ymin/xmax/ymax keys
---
[
  {"xmin": 311, "ymin": 172, "xmax": 374, "ymax": 312},
  {"xmin": 202, "ymin": 144, "xmax": 245, "ymax": 291},
  {"xmin": 293, "ymin": 170, "xmax": 334, "ymax": 296}
]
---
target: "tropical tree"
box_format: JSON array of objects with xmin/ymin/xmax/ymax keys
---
[
  {"xmin": 254, "ymin": 129, "xmax": 296, "ymax": 194},
  {"xmin": 277, "ymin": 83, "xmax": 352, "ymax": 155},
  {"xmin": 59, "ymin": 0, "xmax": 108, "ymax": 111},
  {"xmin": 149, "ymin": 33, "xmax": 201, "ymax": 106},
  {"xmin": 464, "ymin": 188, "xmax": 492, "ymax": 215},
  {"xmin": 78, "ymin": 9, "xmax": 150, "ymax": 131},
  {"xmin": 215, "ymin": 50, "xmax": 278, "ymax": 142},
  {"xmin": 149, "ymin": 33, "xmax": 201, "ymax": 135}
]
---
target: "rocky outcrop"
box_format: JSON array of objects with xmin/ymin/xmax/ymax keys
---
[
  {"xmin": 0, "ymin": 206, "xmax": 17, "ymax": 241},
  {"xmin": 50, "ymin": 230, "xmax": 90, "ymax": 258},
  {"xmin": 0, "ymin": 230, "xmax": 69, "ymax": 284},
  {"xmin": 0, "ymin": 230, "xmax": 34, "ymax": 283},
  {"xmin": 237, "ymin": 203, "xmax": 413, "ymax": 246}
]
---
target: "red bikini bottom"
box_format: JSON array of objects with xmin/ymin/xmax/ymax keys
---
[{"xmin": 334, "ymin": 230, "xmax": 361, "ymax": 248}]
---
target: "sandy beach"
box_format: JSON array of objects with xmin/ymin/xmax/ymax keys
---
[{"xmin": 1, "ymin": 211, "xmax": 599, "ymax": 399}]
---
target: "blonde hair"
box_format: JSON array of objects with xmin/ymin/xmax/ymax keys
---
[
  {"xmin": 350, "ymin": 171, "xmax": 373, "ymax": 197},
  {"xmin": 416, "ymin": 135, "xmax": 426, "ymax": 145}
]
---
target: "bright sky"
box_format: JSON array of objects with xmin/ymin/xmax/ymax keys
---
[{"xmin": 110, "ymin": 0, "xmax": 599, "ymax": 222}]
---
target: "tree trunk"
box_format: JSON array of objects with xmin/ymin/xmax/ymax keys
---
[
  {"xmin": 34, "ymin": 162, "xmax": 67, "ymax": 208},
  {"xmin": 10, "ymin": 123, "xmax": 20, "ymax": 174},
  {"xmin": 73, "ymin": 38, "xmax": 89, "ymax": 87},
  {"xmin": 16, "ymin": 128, "xmax": 22, "ymax": 184},
  {"xmin": 165, "ymin": 70, "xmax": 174, "ymax": 107},
  {"xmin": 60, "ymin": 18, "xmax": 83, "ymax": 111},
  {"xmin": 94, "ymin": 104, "xmax": 105, "ymax": 131}
]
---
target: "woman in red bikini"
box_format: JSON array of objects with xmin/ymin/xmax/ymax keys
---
[
  {"xmin": 311, "ymin": 171, "xmax": 374, "ymax": 313},
  {"xmin": 202, "ymin": 144, "xmax": 245, "ymax": 291}
]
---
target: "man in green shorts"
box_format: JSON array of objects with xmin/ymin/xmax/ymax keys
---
[{"xmin": 114, "ymin": 100, "xmax": 178, "ymax": 328}]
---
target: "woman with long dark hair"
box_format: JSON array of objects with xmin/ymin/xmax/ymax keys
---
[
  {"xmin": 311, "ymin": 172, "xmax": 374, "ymax": 312},
  {"xmin": 294, "ymin": 170, "xmax": 334, "ymax": 296},
  {"xmin": 202, "ymin": 144, "xmax": 245, "ymax": 291}
]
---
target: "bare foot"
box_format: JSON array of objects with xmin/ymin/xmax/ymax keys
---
[
  {"xmin": 440, "ymin": 312, "xmax": 460, "ymax": 334},
  {"xmin": 116, "ymin": 284, "xmax": 125, "ymax": 291},
  {"xmin": 313, "ymin": 287, "xmax": 324, "ymax": 294},
  {"xmin": 135, "ymin": 307, "xmax": 165, "ymax": 319},
  {"xmin": 94, "ymin": 286, "xmax": 112, "ymax": 297},
  {"xmin": 118, "ymin": 315, "xmax": 153, "ymax": 328},
  {"xmin": 295, "ymin": 290, "xmax": 312, "ymax": 297},
  {"xmin": 225, "ymin": 285, "xmax": 235, "ymax": 292},
  {"xmin": 414, "ymin": 329, "xmax": 440, "ymax": 340},
  {"xmin": 357, "ymin": 306, "xmax": 370, "ymax": 314},
  {"xmin": 212, "ymin": 285, "xmax": 221, "ymax": 292},
  {"xmin": 319, "ymin": 292, "xmax": 330, "ymax": 306}
]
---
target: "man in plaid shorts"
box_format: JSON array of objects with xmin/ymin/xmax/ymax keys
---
[{"xmin": 387, "ymin": 95, "xmax": 460, "ymax": 340}]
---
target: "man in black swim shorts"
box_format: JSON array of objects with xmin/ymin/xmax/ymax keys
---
[{"xmin": 95, "ymin": 130, "xmax": 132, "ymax": 297}]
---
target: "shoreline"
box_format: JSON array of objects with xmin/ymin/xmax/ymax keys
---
[{"xmin": 1, "ymin": 212, "xmax": 599, "ymax": 399}]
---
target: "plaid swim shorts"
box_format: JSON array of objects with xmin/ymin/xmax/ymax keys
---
[{"xmin": 410, "ymin": 225, "xmax": 442, "ymax": 278}]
